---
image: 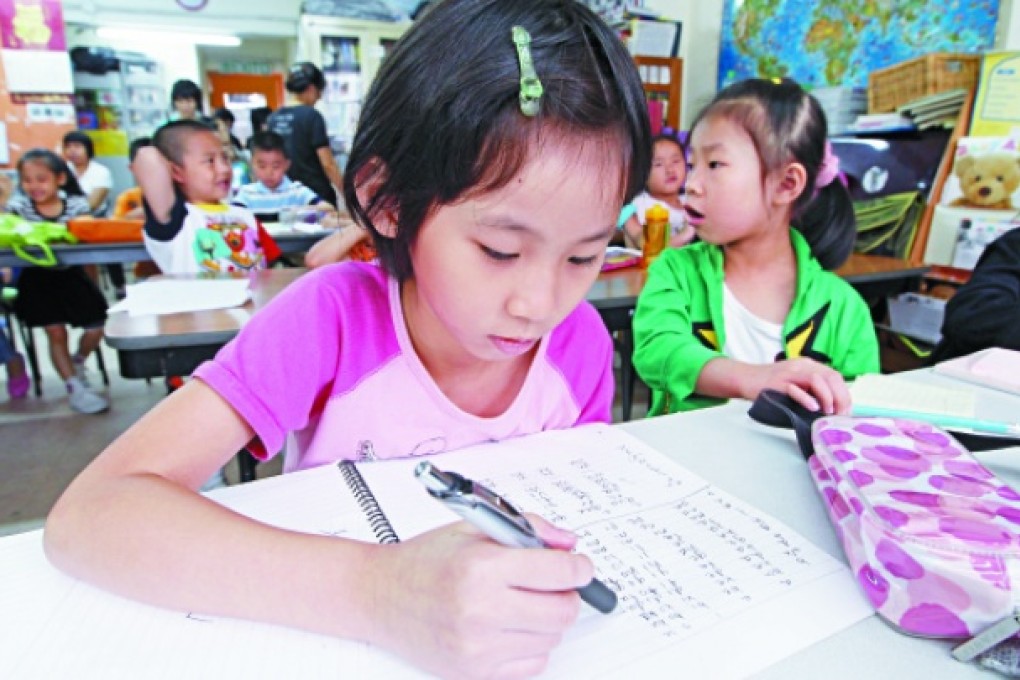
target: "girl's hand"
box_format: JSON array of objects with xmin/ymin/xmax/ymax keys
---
[
  {"xmin": 744, "ymin": 358, "xmax": 851, "ymax": 415},
  {"xmin": 668, "ymin": 224, "xmax": 695, "ymax": 248},
  {"xmin": 366, "ymin": 516, "xmax": 591, "ymax": 679}
]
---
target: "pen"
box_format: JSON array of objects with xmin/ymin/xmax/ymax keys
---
[
  {"xmin": 852, "ymin": 405, "xmax": 1020, "ymax": 436},
  {"xmin": 414, "ymin": 461, "xmax": 618, "ymax": 614}
]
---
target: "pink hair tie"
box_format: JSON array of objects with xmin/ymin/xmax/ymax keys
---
[{"xmin": 815, "ymin": 140, "xmax": 843, "ymax": 190}]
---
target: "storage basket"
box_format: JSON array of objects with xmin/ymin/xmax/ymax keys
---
[
  {"xmin": 68, "ymin": 217, "xmax": 143, "ymax": 243},
  {"xmin": 868, "ymin": 53, "xmax": 980, "ymax": 113}
]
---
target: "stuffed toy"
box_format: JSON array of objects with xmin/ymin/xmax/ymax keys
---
[{"xmin": 950, "ymin": 152, "xmax": 1020, "ymax": 210}]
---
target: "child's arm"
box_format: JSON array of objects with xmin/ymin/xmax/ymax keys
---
[
  {"xmin": 695, "ymin": 356, "xmax": 852, "ymax": 415},
  {"xmin": 44, "ymin": 380, "xmax": 590, "ymax": 678},
  {"xmin": 622, "ymin": 214, "xmax": 643, "ymax": 250},
  {"xmin": 304, "ymin": 224, "xmax": 370, "ymax": 268},
  {"xmin": 133, "ymin": 147, "xmax": 176, "ymax": 223}
]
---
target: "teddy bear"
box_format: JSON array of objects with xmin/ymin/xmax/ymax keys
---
[{"xmin": 950, "ymin": 152, "xmax": 1020, "ymax": 210}]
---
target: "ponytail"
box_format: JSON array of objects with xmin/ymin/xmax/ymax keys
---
[{"xmin": 791, "ymin": 178, "xmax": 856, "ymax": 270}]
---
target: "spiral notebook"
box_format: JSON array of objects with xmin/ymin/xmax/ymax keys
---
[
  {"xmin": 3, "ymin": 426, "xmax": 871, "ymax": 679},
  {"xmin": 330, "ymin": 425, "xmax": 872, "ymax": 678}
]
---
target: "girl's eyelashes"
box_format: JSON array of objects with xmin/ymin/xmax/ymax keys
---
[
  {"xmin": 568, "ymin": 254, "xmax": 600, "ymax": 267},
  {"xmin": 480, "ymin": 245, "xmax": 518, "ymax": 261}
]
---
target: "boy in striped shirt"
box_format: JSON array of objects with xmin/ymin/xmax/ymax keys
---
[{"xmin": 233, "ymin": 131, "xmax": 333, "ymax": 223}]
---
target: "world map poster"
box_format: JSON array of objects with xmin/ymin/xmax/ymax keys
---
[{"xmin": 718, "ymin": 0, "xmax": 1000, "ymax": 89}]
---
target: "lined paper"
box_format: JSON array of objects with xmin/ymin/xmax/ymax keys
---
[{"xmin": 360, "ymin": 425, "xmax": 873, "ymax": 679}]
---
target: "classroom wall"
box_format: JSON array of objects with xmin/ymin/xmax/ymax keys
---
[
  {"xmin": 61, "ymin": 0, "xmax": 301, "ymax": 38},
  {"xmin": 642, "ymin": 0, "xmax": 724, "ymax": 129},
  {"xmin": 1000, "ymin": 0, "xmax": 1020, "ymax": 48}
]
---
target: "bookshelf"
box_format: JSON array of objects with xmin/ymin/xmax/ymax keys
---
[{"xmin": 634, "ymin": 56, "xmax": 682, "ymax": 132}]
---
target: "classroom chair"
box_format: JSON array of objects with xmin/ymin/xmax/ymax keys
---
[{"xmin": 0, "ymin": 286, "xmax": 109, "ymax": 398}]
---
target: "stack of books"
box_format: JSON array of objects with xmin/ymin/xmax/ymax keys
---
[
  {"xmin": 812, "ymin": 86, "xmax": 868, "ymax": 135},
  {"xmin": 898, "ymin": 88, "xmax": 969, "ymax": 130}
]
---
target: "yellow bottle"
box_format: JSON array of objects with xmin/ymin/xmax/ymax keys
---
[{"xmin": 642, "ymin": 204, "xmax": 670, "ymax": 267}]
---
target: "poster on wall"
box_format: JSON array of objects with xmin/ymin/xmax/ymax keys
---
[
  {"xmin": 718, "ymin": 0, "xmax": 999, "ymax": 90},
  {"xmin": 0, "ymin": 0, "xmax": 65, "ymax": 51}
]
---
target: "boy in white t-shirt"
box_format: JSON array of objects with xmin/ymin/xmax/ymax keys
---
[
  {"xmin": 135, "ymin": 120, "xmax": 280, "ymax": 275},
  {"xmin": 621, "ymin": 133, "xmax": 695, "ymax": 249}
]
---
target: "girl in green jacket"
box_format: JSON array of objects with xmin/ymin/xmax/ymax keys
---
[{"xmin": 633, "ymin": 78, "xmax": 879, "ymax": 416}]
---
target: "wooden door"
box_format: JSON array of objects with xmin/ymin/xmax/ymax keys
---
[{"xmin": 207, "ymin": 73, "xmax": 285, "ymax": 111}]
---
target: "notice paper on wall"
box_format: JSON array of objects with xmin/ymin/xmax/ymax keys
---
[{"xmin": 0, "ymin": 49, "xmax": 72, "ymax": 93}]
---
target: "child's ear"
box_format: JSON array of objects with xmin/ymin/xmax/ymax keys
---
[
  {"xmin": 354, "ymin": 158, "xmax": 399, "ymax": 238},
  {"xmin": 773, "ymin": 161, "xmax": 808, "ymax": 206},
  {"xmin": 169, "ymin": 162, "xmax": 187, "ymax": 185}
]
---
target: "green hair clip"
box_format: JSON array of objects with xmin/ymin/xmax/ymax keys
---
[{"xmin": 512, "ymin": 26, "xmax": 543, "ymax": 117}]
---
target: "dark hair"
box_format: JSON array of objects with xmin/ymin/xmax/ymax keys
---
[
  {"xmin": 18, "ymin": 149, "xmax": 84, "ymax": 197},
  {"xmin": 212, "ymin": 107, "xmax": 235, "ymax": 126},
  {"xmin": 62, "ymin": 130, "xmax": 94, "ymax": 159},
  {"xmin": 343, "ymin": 0, "xmax": 651, "ymax": 281},
  {"xmin": 153, "ymin": 119, "xmax": 218, "ymax": 165},
  {"xmin": 248, "ymin": 131, "xmax": 288, "ymax": 158},
  {"xmin": 170, "ymin": 79, "xmax": 202, "ymax": 104},
  {"xmin": 250, "ymin": 106, "xmax": 273, "ymax": 134},
  {"xmin": 129, "ymin": 136, "xmax": 153, "ymax": 163},
  {"xmin": 651, "ymin": 132, "xmax": 685, "ymax": 157},
  {"xmin": 285, "ymin": 62, "xmax": 325, "ymax": 94},
  {"xmin": 690, "ymin": 78, "xmax": 855, "ymax": 270}
]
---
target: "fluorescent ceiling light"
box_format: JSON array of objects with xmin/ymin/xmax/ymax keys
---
[{"xmin": 96, "ymin": 27, "xmax": 241, "ymax": 47}]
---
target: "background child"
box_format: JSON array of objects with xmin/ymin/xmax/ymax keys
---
[
  {"xmin": 134, "ymin": 120, "xmax": 279, "ymax": 274},
  {"xmin": 232, "ymin": 131, "xmax": 333, "ymax": 223},
  {"xmin": 0, "ymin": 331, "xmax": 28, "ymax": 399},
  {"xmin": 45, "ymin": 1, "xmax": 650, "ymax": 677},
  {"xmin": 930, "ymin": 227, "xmax": 1020, "ymax": 363},
  {"xmin": 1, "ymin": 150, "xmax": 109, "ymax": 414},
  {"xmin": 633, "ymin": 78, "xmax": 879, "ymax": 416},
  {"xmin": 111, "ymin": 137, "xmax": 153, "ymax": 220},
  {"xmin": 168, "ymin": 79, "xmax": 204, "ymax": 124},
  {"xmin": 621, "ymin": 132, "xmax": 694, "ymax": 249},
  {"xmin": 62, "ymin": 131, "xmax": 112, "ymax": 217}
]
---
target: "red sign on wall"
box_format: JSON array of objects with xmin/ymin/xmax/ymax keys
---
[{"xmin": 0, "ymin": 0, "xmax": 66, "ymax": 51}]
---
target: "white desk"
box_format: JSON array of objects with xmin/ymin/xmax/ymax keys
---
[
  {"xmin": 2, "ymin": 369, "xmax": 1016, "ymax": 678},
  {"xmin": 623, "ymin": 368, "xmax": 1020, "ymax": 679}
]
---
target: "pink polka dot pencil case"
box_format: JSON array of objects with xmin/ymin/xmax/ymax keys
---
[
  {"xmin": 809, "ymin": 416, "xmax": 1020, "ymax": 642},
  {"xmin": 748, "ymin": 388, "xmax": 1020, "ymax": 662}
]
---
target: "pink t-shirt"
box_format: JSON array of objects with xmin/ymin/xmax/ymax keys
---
[{"xmin": 195, "ymin": 262, "xmax": 614, "ymax": 472}]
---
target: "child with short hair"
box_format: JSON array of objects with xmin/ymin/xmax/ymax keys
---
[
  {"xmin": 232, "ymin": 131, "xmax": 332, "ymax": 223},
  {"xmin": 45, "ymin": 1, "xmax": 650, "ymax": 676},
  {"xmin": 168, "ymin": 79, "xmax": 203, "ymax": 123},
  {"xmin": 111, "ymin": 137, "xmax": 153, "ymax": 220},
  {"xmin": 62, "ymin": 131, "xmax": 112, "ymax": 217},
  {"xmin": 134, "ymin": 120, "xmax": 279, "ymax": 274},
  {"xmin": 621, "ymin": 132, "xmax": 694, "ymax": 249},
  {"xmin": 633, "ymin": 78, "xmax": 879, "ymax": 415},
  {"xmin": 2, "ymin": 150, "xmax": 109, "ymax": 414}
]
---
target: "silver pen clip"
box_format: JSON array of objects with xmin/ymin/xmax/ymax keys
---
[{"xmin": 415, "ymin": 461, "xmax": 541, "ymax": 548}]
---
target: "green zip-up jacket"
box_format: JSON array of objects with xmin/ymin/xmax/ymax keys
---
[{"xmin": 633, "ymin": 230, "xmax": 880, "ymax": 414}]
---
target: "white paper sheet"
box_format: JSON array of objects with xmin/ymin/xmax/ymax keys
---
[{"xmin": 107, "ymin": 278, "xmax": 251, "ymax": 316}]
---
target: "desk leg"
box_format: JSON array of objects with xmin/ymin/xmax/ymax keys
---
[{"xmin": 619, "ymin": 329, "xmax": 634, "ymax": 422}]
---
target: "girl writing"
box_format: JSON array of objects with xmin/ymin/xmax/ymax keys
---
[
  {"xmin": 2, "ymin": 150, "xmax": 109, "ymax": 414},
  {"xmin": 621, "ymin": 132, "xmax": 694, "ymax": 249},
  {"xmin": 44, "ymin": 1, "xmax": 650, "ymax": 677},
  {"xmin": 633, "ymin": 78, "xmax": 879, "ymax": 416}
]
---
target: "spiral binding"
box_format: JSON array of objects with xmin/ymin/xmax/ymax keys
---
[{"xmin": 338, "ymin": 462, "xmax": 400, "ymax": 544}]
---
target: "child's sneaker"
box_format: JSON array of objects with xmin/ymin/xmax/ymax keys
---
[
  {"xmin": 67, "ymin": 376, "xmax": 108, "ymax": 414},
  {"xmin": 72, "ymin": 355, "xmax": 91, "ymax": 388},
  {"xmin": 7, "ymin": 353, "xmax": 29, "ymax": 399}
]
